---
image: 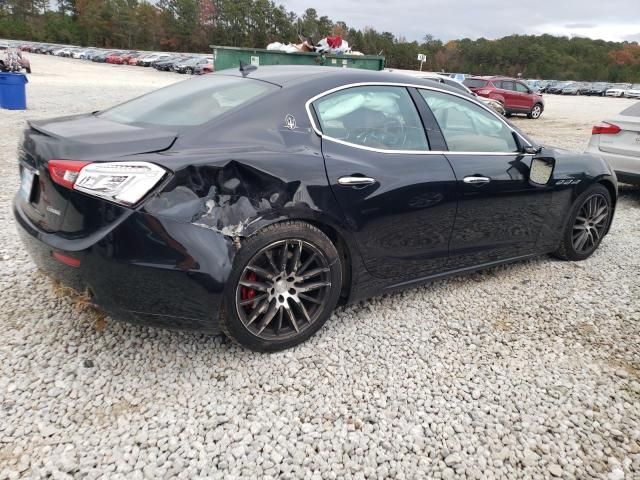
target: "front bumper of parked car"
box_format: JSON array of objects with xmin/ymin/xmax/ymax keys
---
[{"xmin": 13, "ymin": 195, "xmax": 236, "ymax": 333}]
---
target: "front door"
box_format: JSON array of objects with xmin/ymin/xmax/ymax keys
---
[
  {"xmin": 310, "ymin": 85, "xmax": 458, "ymax": 279},
  {"xmin": 416, "ymin": 89, "xmax": 553, "ymax": 268}
]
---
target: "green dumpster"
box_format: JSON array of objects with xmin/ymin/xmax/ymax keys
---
[{"xmin": 211, "ymin": 45, "xmax": 385, "ymax": 72}]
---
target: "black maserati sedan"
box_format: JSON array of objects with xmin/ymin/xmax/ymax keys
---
[{"xmin": 14, "ymin": 66, "xmax": 617, "ymax": 351}]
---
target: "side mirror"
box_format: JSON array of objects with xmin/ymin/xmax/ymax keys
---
[{"xmin": 529, "ymin": 157, "xmax": 555, "ymax": 186}]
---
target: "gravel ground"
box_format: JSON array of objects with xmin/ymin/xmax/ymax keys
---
[{"xmin": 1, "ymin": 56, "xmax": 639, "ymax": 480}]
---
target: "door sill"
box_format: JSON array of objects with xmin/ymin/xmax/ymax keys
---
[{"xmin": 385, "ymin": 252, "xmax": 544, "ymax": 291}]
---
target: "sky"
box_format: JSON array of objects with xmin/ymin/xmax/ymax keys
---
[{"xmin": 279, "ymin": 0, "xmax": 640, "ymax": 43}]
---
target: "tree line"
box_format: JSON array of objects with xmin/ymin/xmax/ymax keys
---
[{"xmin": 1, "ymin": 0, "xmax": 639, "ymax": 81}]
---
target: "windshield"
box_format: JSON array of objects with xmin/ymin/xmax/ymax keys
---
[{"xmin": 99, "ymin": 75, "xmax": 278, "ymax": 127}]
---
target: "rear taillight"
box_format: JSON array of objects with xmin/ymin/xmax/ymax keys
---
[
  {"xmin": 48, "ymin": 160, "xmax": 91, "ymax": 189},
  {"xmin": 592, "ymin": 122, "xmax": 621, "ymax": 135},
  {"xmin": 48, "ymin": 160, "xmax": 167, "ymax": 206}
]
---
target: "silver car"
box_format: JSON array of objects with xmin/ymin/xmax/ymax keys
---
[{"xmin": 586, "ymin": 102, "xmax": 640, "ymax": 185}]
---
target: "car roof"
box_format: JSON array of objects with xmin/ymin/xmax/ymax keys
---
[{"xmin": 215, "ymin": 65, "xmax": 468, "ymax": 95}]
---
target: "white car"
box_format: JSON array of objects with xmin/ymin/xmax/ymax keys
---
[
  {"xmin": 625, "ymin": 84, "xmax": 640, "ymax": 99},
  {"xmin": 605, "ymin": 84, "xmax": 631, "ymax": 97},
  {"xmin": 586, "ymin": 102, "xmax": 640, "ymax": 185}
]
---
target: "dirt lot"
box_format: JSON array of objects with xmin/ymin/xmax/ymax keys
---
[{"xmin": 0, "ymin": 55, "xmax": 639, "ymax": 479}]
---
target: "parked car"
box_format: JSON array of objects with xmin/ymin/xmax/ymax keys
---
[
  {"xmin": 562, "ymin": 83, "xmax": 585, "ymax": 95},
  {"xmin": 173, "ymin": 56, "xmax": 210, "ymax": 74},
  {"xmin": 137, "ymin": 53, "xmax": 172, "ymax": 67},
  {"xmin": 193, "ymin": 59, "xmax": 213, "ymax": 75},
  {"xmin": 153, "ymin": 55, "xmax": 189, "ymax": 71},
  {"xmin": 545, "ymin": 82, "xmax": 572, "ymax": 94},
  {"xmin": 586, "ymin": 102, "xmax": 640, "ymax": 185},
  {"xmin": 91, "ymin": 51, "xmax": 116, "ymax": 63},
  {"xmin": 539, "ymin": 80, "xmax": 556, "ymax": 93},
  {"xmin": 584, "ymin": 82, "xmax": 609, "ymax": 96},
  {"xmin": 14, "ymin": 66, "xmax": 617, "ymax": 351},
  {"xmin": 625, "ymin": 84, "xmax": 640, "ymax": 99},
  {"xmin": 606, "ymin": 84, "xmax": 631, "ymax": 97},
  {"xmin": 463, "ymin": 76, "xmax": 545, "ymax": 118}
]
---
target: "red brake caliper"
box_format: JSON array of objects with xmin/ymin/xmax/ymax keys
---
[{"xmin": 240, "ymin": 272, "xmax": 257, "ymax": 307}]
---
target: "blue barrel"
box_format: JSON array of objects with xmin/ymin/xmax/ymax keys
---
[{"xmin": 0, "ymin": 72, "xmax": 28, "ymax": 110}]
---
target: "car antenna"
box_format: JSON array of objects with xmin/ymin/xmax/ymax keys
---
[{"xmin": 239, "ymin": 60, "xmax": 257, "ymax": 77}]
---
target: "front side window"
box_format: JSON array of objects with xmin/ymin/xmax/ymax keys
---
[
  {"xmin": 312, "ymin": 86, "xmax": 428, "ymax": 151},
  {"xmin": 515, "ymin": 82, "xmax": 529, "ymax": 93},
  {"xmin": 419, "ymin": 90, "xmax": 518, "ymax": 153},
  {"xmin": 100, "ymin": 75, "xmax": 278, "ymax": 127}
]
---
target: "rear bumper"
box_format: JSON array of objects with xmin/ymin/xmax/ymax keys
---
[
  {"xmin": 14, "ymin": 196, "xmax": 236, "ymax": 333},
  {"xmin": 585, "ymin": 142, "xmax": 640, "ymax": 182}
]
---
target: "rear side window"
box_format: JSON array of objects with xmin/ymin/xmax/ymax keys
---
[
  {"xmin": 419, "ymin": 90, "xmax": 518, "ymax": 153},
  {"xmin": 463, "ymin": 79, "xmax": 488, "ymax": 88},
  {"xmin": 499, "ymin": 81, "xmax": 515, "ymax": 91},
  {"xmin": 312, "ymin": 86, "xmax": 428, "ymax": 151},
  {"xmin": 100, "ymin": 75, "xmax": 278, "ymax": 127}
]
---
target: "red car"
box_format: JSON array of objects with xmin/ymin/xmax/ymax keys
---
[
  {"xmin": 463, "ymin": 76, "xmax": 545, "ymax": 119},
  {"xmin": 105, "ymin": 53, "xmax": 122, "ymax": 64}
]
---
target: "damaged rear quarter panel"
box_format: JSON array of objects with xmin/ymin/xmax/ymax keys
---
[{"xmin": 141, "ymin": 91, "xmax": 349, "ymax": 246}]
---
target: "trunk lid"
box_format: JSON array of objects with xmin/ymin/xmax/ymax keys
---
[{"xmin": 17, "ymin": 114, "xmax": 176, "ymax": 233}]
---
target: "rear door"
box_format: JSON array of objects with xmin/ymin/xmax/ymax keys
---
[
  {"xmin": 416, "ymin": 88, "xmax": 554, "ymax": 268},
  {"xmin": 311, "ymin": 84, "xmax": 458, "ymax": 279}
]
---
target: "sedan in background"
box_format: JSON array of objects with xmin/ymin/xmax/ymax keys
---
[
  {"xmin": 173, "ymin": 56, "xmax": 210, "ymax": 74},
  {"xmin": 561, "ymin": 83, "xmax": 584, "ymax": 95},
  {"xmin": 194, "ymin": 60, "xmax": 213, "ymax": 75},
  {"xmin": 14, "ymin": 67, "xmax": 617, "ymax": 351},
  {"xmin": 586, "ymin": 102, "xmax": 640, "ymax": 185},
  {"xmin": 625, "ymin": 84, "xmax": 640, "ymax": 99},
  {"xmin": 138, "ymin": 53, "xmax": 172, "ymax": 67},
  {"xmin": 585, "ymin": 82, "xmax": 612, "ymax": 96},
  {"xmin": 606, "ymin": 84, "xmax": 631, "ymax": 97},
  {"xmin": 546, "ymin": 82, "xmax": 572, "ymax": 94}
]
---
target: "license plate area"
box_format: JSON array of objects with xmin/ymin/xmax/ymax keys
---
[{"xmin": 19, "ymin": 166, "xmax": 37, "ymax": 202}]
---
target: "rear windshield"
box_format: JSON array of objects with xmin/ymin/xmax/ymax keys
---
[
  {"xmin": 463, "ymin": 79, "xmax": 488, "ymax": 88},
  {"xmin": 621, "ymin": 102, "xmax": 640, "ymax": 117},
  {"xmin": 100, "ymin": 75, "xmax": 278, "ymax": 127}
]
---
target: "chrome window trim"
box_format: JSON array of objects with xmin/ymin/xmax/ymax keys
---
[{"xmin": 304, "ymin": 81, "xmax": 533, "ymax": 155}]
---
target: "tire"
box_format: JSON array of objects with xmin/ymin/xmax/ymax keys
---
[
  {"xmin": 554, "ymin": 184, "xmax": 612, "ymax": 261},
  {"xmin": 186, "ymin": 67, "xmax": 193, "ymax": 75},
  {"xmin": 527, "ymin": 103, "xmax": 543, "ymax": 119},
  {"xmin": 220, "ymin": 221, "xmax": 343, "ymax": 352}
]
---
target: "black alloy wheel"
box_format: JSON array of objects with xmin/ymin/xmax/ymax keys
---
[
  {"xmin": 221, "ymin": 222, "xmax": 342, "ymax": 351},
  {"xmin": 555, "ymin": 184, "xmax": 612, "ymax": 260},
  {"xmin": 571, "ymin": 193, "xmax": 609, "ymax": 254}
]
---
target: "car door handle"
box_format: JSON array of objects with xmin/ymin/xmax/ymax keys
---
[
  {"xmin": 463, "ymin": 175, "xmax": 491, "ymax": 185},
  {"xmin": 338, "ymin": 176, "xmax": 376, "ymax": 186}
]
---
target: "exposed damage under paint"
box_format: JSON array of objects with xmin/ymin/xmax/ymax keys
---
[{"xmin": 144, "ymin": 160, "xmax": 324, "ymax": 242}]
